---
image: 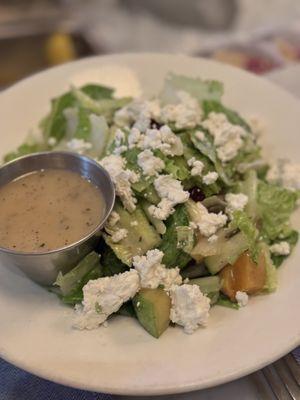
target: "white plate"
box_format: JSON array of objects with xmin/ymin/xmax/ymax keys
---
[{"xmin": 0, "ymin": 54, "xmax": 300, "ymax": 396}]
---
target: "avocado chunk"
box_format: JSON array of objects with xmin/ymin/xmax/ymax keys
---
[
  {"xmin": 189, "ymin": 276, "xmax": 221, "ymax": 305},
  {"xmin": 133, "ymin": 288, "xmax": 171, "ymax": 338}
]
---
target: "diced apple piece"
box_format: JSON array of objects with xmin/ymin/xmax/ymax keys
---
[{"xmin": 220, "ymin": 251, "xmax": 266, "ymax": 301}]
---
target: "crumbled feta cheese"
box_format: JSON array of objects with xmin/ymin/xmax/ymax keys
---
[
  {"xmin": 195, "ymin": 130, "xmax": 205, "ymax": 141},
  {"xmin": 130, "ymin": 220, "xmax": 138, "ymax": 226},
  {"xmin": 115, "ymin": 99, "xmax": 161, "ymax": 132},
  {"xmin": 267, "ymin": 159, "xmax": 300, "ymax": 191},
  {"xmin": 48, "ymin": 137, "xmax": 57, "ymax": 146},
  {"xmin": 106, "ymin": 211, "xmax": 120, "ymax": 227},
  {"xmin": 202, "ymin": 112, "xmax": 247, "ymax": 162},
  {"xmin": 142, "ymin": 125, "xmax": 183, "ymax": 156},
  {"xmin": 189, "ymin": 221, "xmax": 197, "ymax": 230},
  {"xmin": 169, "ymin": 284, "xmax": 210, "ymax": 334},
  {"xmin": 190, "ymin": 202, "xmax": 227, "ymax": 237},
  {"xmin": 148, "ymin": 175, "xmax": 189, "ymax": 220},
  {"xmin": 160, "ymin": 91, "xmax": 202, "ymax": 130},
  {"xmin": 207, "ymin": 234, "xmax": 218, "ymax": 243},
  {"xmin": 113, "ymin": 129, "xmax": 128, "ymax": 155},
  {"xmin": 269, "ymin": 241, "xmax": 290, "ymax": 256},
  {"xmin": 111, "ymin": 228, "xmax": 128, "ymax": 243},
  {"xmin": 114, "ymin": 106, "xmax": 131, "ymax": 127},
  {"xmin": 133, "ymin": 249, "xmax": 182, "ymax": 290},
  {"xmin": 225, "ymin": 193, "xmax": 248, "ymax": 215},
  {"xmin": 74, "ymin": 270, "xmax": 140, "ymax": 330},
  {"xmin": 154, "ymin": 175, "xmax": 189, "ymax": 204},
  {"xmin": 66, "ymin": 138, "xmax": 92, "ymax": 154},
  {"xmin": 137, "ymin": 149, "xmax": 165, "ymax": 176},
  {"xmin": 202, "ymin": 171, "xmax": 218, "ymax": 185},
  {"xmin": 128, "ymin": 127, "xmax": 142, "ymax": 148},
  {"xmin": 99, "ymin": 155, "xmax": 139, "ymax": 212},
  {"xmin": 188, "ymin": 157, "xmax": 204, "ymax": 177},
  {"xmin": 114, "ymin": 128, "xmax": 126, "ymax": 145},
  {"xmin": 113, "ymin": 145, "xmax": 128, "ymax": 155},
  {"xmin": 148, "ymin": 198, "xmax": 174, "ymax": 221},
  {"xmin": 235, "ymin": 291, "xmax": 248, "ymax": 307}
]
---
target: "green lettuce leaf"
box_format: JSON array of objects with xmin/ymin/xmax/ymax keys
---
[
  {"xmin": 257, "ymin": 181, "xmax": 298, "ymax": 241},
  {"xmin": 161, "ymin": 73, "xmax": 223, "ymax": 105},
  {"xmin": 4, "ymin": 140, "xmax": 47, "ymax": 163},
  {"xmin": 72, "ymin": 86, "xmax": 131, "ymax": 122},
  {"xmin": 42, "ymin": 84, "xmax": 113, "ymax": 143},
  {"xmin": 54, "ymin": 251, "xmax": 102, "ymax": 296},
  {"xmin": 189, "ymin": 129, "xmax": 233, "ymax": 187},
  {"xmin": 236, "ymin": 170, "xmax": 258, "ymax": 218},
  {"xmin": 163, "ymin": 155, "xmax": 190, "ymax": 181},
  {"xmin": 230, "ymin": 210, "xmax": 259, "ymax": 261},
  {"xmin": 202, "ymin": 100, "xmax": 250, "ymax": 132},
  {"xmin": 159, "ymin": 204, "xmax": 192, "ymax": 268},
  {"xmin": 216, "ymin": 294, "xmax": 239, "ymax": 309},
  {"xmin": 61, "ymin": 266, "xmax": 103, "ymax": 305},
  {"xmin": 80, "ymin": 84, "xmax": 114, "ymax": 100},
  {"xmin": 259, "ymin": 243, "xmax": 278, "ymax": 292},
  {"xmin": 270, "ymin": 230, "xmax": 299, "ymax": 267},
  {"xmin": 176, "ymin": 225, "xmax": 195, "ymax": 253}
]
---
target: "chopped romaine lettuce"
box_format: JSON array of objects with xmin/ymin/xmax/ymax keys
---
[
  {"xmin": 202, "ymin": 100, "xmax": 250, "ymax": 132},
  {"xmin": 259, "ymin": 243, "xmax": 278, "ymax": 292},
  {"xmin": 176, "ymin": 225, "xmax": 195, "ymax": 253},
  {"xmin": 61, "ymin": 266, "xmax": 103, "ymax": 305},
  {"xmin": 80, "ymin": 83, "xmax": 114, "ymax": 100},
  {"xmin": 229, "ymin": 210, "xmax": 259, "ymax": 262},
  {"xmin": 42, "ymin": 83, "xmax": 113, "ymax": 143},
  {"xmin": 4, "ymin": 140, "xmax": 47, "ymax": 163},
  {"xmin": 161, "ymin": 73, "xmax": 223, "ymax": 105},
  {"xmin": 163, "ymin": 155, "xmax": 190, "ymax": 181},
  {"xmin": 257, "ymin": 181, "xmax": 298, "ymax": 241},
  {"xmin": 181, "ymin": 132, "xmax": 222, "ymax": 195},
  {"xmin": 72, "ymin": 86, "xmax": 131, "ymax": 122},
  {"xmin": 270, "ymin": 230, "xmax": 299, "ymax": 267},
  {"xmin": 237, "ymin": 170, "xmax": 258, "ymax": 218},
  {"xmin": 189, "ymin": 129, "xmax": 233, "ymax": 186},
  {"xmin": 216, "ymin": 294, "xmax": 239, "ymax": 310},
  {"xmin": 159, "ymin": 204, "xmax": 192, "ymax": 268},
  {"xmin": 54, "ymin": 251, "xmax": 102, "ymax": 296},
  {"xmin": 43, "ymin": 92, "xmax": 76, "ymax": 142}
]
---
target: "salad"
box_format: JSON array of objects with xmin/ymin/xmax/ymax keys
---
[{"xmin": 5, "ymin": 73, "xmax": 299, "ymax": 338}]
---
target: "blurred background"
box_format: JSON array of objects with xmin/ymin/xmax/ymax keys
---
[{"xmin": 2, "ymin": 0, "xmax": 300, "ymax": 87}]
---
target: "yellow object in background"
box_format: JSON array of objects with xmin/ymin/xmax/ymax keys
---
[{"xmin": 45, "ymin": 33, "xmax": 77, "ymax": 65}]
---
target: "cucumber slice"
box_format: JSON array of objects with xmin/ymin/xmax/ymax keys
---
[
  {"xmin": 204, "ymin": 232, "xmax": 248, "ymax": 275},
  {"xmin": 104, "ymin": 203, "xmax": 161, "ymax": 266}
]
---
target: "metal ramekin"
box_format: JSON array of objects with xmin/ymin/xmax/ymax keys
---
[{"xmin": 0, "ymin": 151, "xmax": 115, "ymax": 285}]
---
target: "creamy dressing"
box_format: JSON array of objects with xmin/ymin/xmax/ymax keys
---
[{"xmin": 0, "ymin": 169, "xmax": 105, "ymax": 252}]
